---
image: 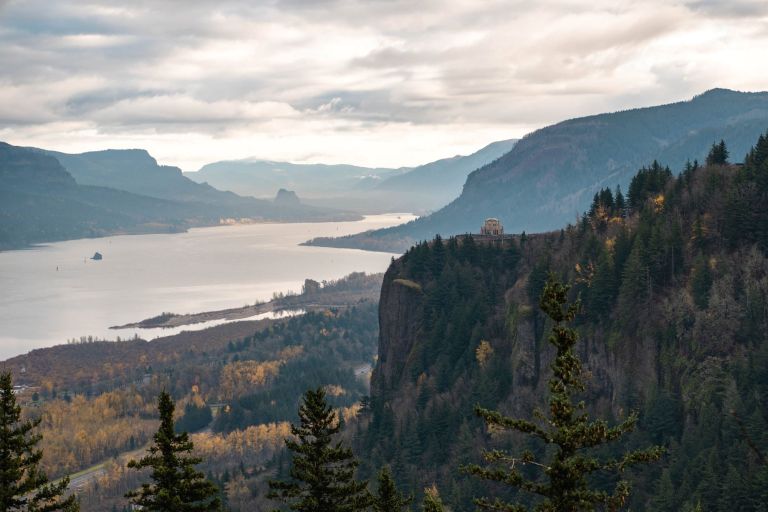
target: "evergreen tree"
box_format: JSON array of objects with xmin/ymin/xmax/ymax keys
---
[
  {"xmin": 690, "ymin": 254, "xmax": 713, "ymax": 310},
  {"xmin": 649, "ymin": 469, "xmax": 676, "ymax": 511},
  {"xmin": 463, "ymin": 275, "xmax": 663, "ymax": 511},
  {"xmin": 372, "ymin": 466, "xmax": 411, "ymax": 512},
  {"xmin": 268, "ymin": 387, "xmax": 371, "ymax": 512},
  {"xmin": 125, "ymin": 391, "xmax": 220, "ymax": 511},
  {"xmin": 682, "ymin": 160, "xmax": 695, "ymax": 187},
  {"xmin": 0, "ymin": 371, "xmax": 79, "ymax": 512},
  {"xmin": 618, "ymin": 240, "xmax": 648, "ymax": 324},
  {"xmin": 627, "ymin": 161, "xmax": 672, "ymax": 211},
  {"xmin": 431, "ymin": 235, "xmax": 446, "ymax": 276},
  {"xmin": 589, "ymin": 192, "xmax": 600, "ymax": 217},
  {"xmin": 599, "ymin": 188, "xmax": 614, "ymax": 211},
  {"xmin": 176, "ymin": 402, "xmax": 213, "ymax": 434},
  {"xmin": 421, "ymin": 486, "xmax": 445, "ymax": 512},
  {"xmin": 744, "ymin": 131, "xmax": 768, "ymax": 174},
  {"xmin": 706, "ymin": 139, "xmax": 729, "ymax": 166},
  {"xmin": 586, "ymin": 250, "xmax": 617, "ymax": 321},
  {"xmin": 527, "ymin": 257, "xmax": 551, "ymax": 341},
  {"xmin": 614, "ymin": 185, "xmax": 626, "ymax": 217}
]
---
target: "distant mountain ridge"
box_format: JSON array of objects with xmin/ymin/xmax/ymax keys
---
[
  {"xmin": 0, "ymin": 142, "xmax": 196, "ymax": 249},
  {"xmin": 47, "ymin": 148, "xmax": 225, "ymax": 202},
  {"xmin": 367, "ymin": 139, "xmax": 518, "ymax": 213},
  {"xmin": 0, "ymin": 143, "xmax": 356, "ymax": 250},
  {"xmin": 308, "ymin": 88, "xmax": 768, "ymax": 252},
  {"xmin": 1, "ymin": 135, "xmax": 519, "ymax": 250},
  {"xmin": 187, "ymin": 139, "xmax": 518, "ymax": 214},
  {"xmin": 188, "ymin": 160, "xmax": 404, "ymax": 199},
  {"xmin": 375, "ymin": 139, "xmax": 517, "ymax": 195},
  {"xmin": 41, "ymin": 148, "xmax": 352, "ymax": 221}
]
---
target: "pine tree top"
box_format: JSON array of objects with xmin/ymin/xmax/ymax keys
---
[
  {"xmin": 125, "ymin": 390, "xmax": 220, "ymax": 512},
  {"xmin": 268, "ymin": 387, "xmax": 372, "ymax": 512},
  {"xmin": 373, "ymin": 466, "xmax": 412, "ymax": 512}
]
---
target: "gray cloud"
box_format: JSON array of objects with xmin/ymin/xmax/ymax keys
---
[
  {"xmin": 0, "ymin": 0, "xmax": 765, "ymax": 169},
  {"xmin": 686, "ymin": 0, "xmax": 768, "ymax": 18}
]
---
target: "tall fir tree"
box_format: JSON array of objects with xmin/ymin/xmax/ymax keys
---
[
  {"xmin": 268, "ymin": 387, "xmax": 371, "ymax": 512},
  {"xmin": 586, "ymin": 250, "xmax": 617, "ymax": 321},
  {"xmin": 0, "ymin": 371, "xmax": 79, "ymax": 512},
  {"xmin": 463, "ymin": 275, "xmax": 663, "ymax": 511},
  {"xmin": 372, "ymin": 466, "xmax": 411, "ymax": 512},
  {"xmin": 614, "ymin": 185, "xmax": 626, "ymax": 218},
  {"xmin": 617, "ymin": 240, "xmax": 648, "ymax": 324},
  {"xmin": 125, "ymin": 391, "xmax": 220, "ymax": 512}
]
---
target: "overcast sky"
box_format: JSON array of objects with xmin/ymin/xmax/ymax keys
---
[{"xmin": 1, "ymin": 0, "xmax": 767, "ymax": 171}]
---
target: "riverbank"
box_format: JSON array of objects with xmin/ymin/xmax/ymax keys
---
[{"xmin": 110, "ymin": 271, "xmax": 383, "ymax": 330}]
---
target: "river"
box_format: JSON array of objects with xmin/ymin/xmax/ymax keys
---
[{"xmin": 0, "ymin": 213, "xmax": 414, "ymax": 360}]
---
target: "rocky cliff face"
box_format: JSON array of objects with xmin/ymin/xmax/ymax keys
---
[
  {"xmin": 274, "ymin": 188, "xmax": 301, "ymax": 205},
  {"xmin": 372, "ymin": 266, "xmax": 425, "ymax": 398}
]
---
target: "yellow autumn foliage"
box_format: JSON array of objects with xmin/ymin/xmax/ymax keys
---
[
  {"xmin": 27, "ymin": 389, "xmax": 157, "ymax": 478},
  {"xmin": 475, "ymin": 340, "xmax": 494, "ymax": 368},
  {"xmin": 219, "ymin": 360, "xmax": 282, "ymax": 400},
  {"xmin": 218, "ymin": 346, "xmax": 304, "ymax": 400},
  {"xmin": 192, "ymin": 422, "xmax": 291, "ymax": 461},
  {"xmin": 324, "ymin": 384, "xmax": 346, "ymax": 397},
  {"xmin": 339, "ymin": 404, "xmax": 361, "ymax": 423},
  {"xmin": 278, "ymin": 345, "xmax": 304, "ymax": 359}
]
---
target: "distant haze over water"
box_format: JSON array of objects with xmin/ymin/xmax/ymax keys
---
[{"xmin": 0, "ymin": 214, "xmax": 414, "ymax": 360}]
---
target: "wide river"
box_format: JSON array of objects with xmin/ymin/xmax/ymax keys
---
[{"xmin": 0, "ymin": 213, "xmax": 415, "ymax": 360}]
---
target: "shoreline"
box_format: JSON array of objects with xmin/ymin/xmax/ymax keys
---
[
  {"xmin": 0, "ymin": 212, "xmax": 366, "ymax": 254},
  {"xmin": 109, "ymin": 271, "xmax": 385, "ymax": 330},
  {"xmin": 109, "ymin": 301, "xmax": 277, "ymax": 329}
]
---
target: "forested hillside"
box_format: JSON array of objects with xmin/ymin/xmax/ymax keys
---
[
  {"xmin": 313, "ymin": 88, "xmax": 768, "ymax": 252},
  {"xmin": 359, "ymin": 133, "xmax": 768, "ymax": 510}
]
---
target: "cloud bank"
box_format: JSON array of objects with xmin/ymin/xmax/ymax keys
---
[{"xmin": 0, "ymin": 0, "xmax": 766, "ymax": 170}]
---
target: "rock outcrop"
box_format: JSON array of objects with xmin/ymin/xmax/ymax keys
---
[{"xmin": 274, "ymin": 188, "xmax": 301, "ymax": 206}]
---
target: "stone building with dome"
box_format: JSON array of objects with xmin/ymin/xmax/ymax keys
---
[{"xmin": 480, "ymin": 218, "xmax": 503, "ymax": 236}]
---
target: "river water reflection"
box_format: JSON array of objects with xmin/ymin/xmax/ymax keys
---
[{"xmin": 0, "ymin": 213, "xmax": 414, "ymax": 359}]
